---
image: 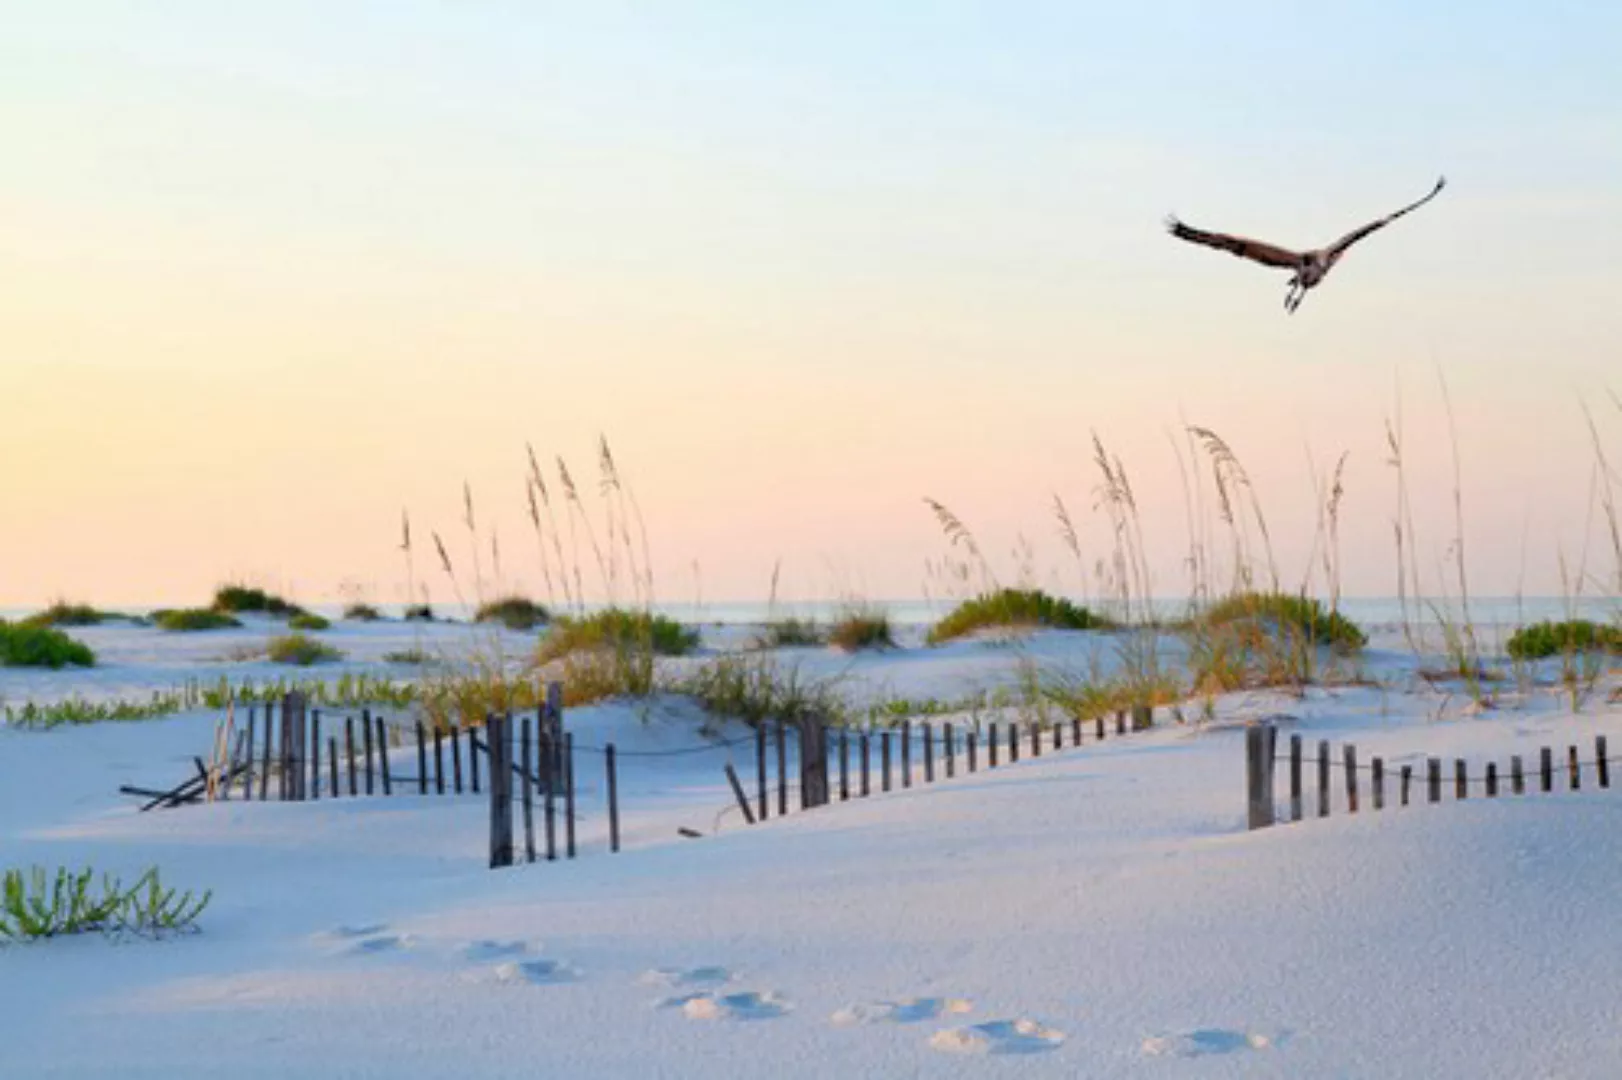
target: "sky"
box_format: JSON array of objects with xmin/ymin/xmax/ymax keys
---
[{"xmin": 2, "ymin": 2, "xmax": 1620, "ymax": 609}]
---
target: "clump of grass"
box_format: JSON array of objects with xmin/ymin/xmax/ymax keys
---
[
  {"xmin": 0, "ymin": 866, "xmax": 210, "ymax": 942},
  {"xmin": 1506, "ymin": 619, "xmax": 1622, "ymax": 660},
  {"xmin": 211, "ymin": 584, "xmax": 303, "ymax": 617},
  {"xmin": 287, "ymin": 613, "xmax": 331, "ymax": 631},
  {"xmin": 382, "ymin": 649, "xmax": 431, "ymax": 665},
  {"xmin": 755, "ymin": 617, "xmax": 826, "ymax": 648},
  {"xmin": 0, "ymin": 621, "xmax": 96, "ymax": 669},
  {"xmin": 537, "ymin": 608, "xmax": 698, "ymax": 662},
  {"xmin": 403, "ymin": 603, "xmax": 435, "ymax": 622},
  {"xmin": 155, "ymin": 609, "xmax": 242, "ymax": 632},
  {"xmin": 196, "ymin": 674, "xmax": 414, "ymax": 710},
  {"xmin": 683, "ymin": 653, "xmax": 847, "ymax": 729},
  {"xmin": 265, "ymin": 633, "xmax": 342, "ymax": 666},
  {"xmin": 827, "ymin": 606, "xmax": 894, "ymax": 652},
  {"xmin": 342, "ymin": 603, "xmax": 383, "ymax": 621},
  {"xmin": 20, "ymin": 601, "xmax": 128, "ymax": 628},
  {"xmin": 926, "ymin": 588, "xmax": 1109, "ymax": 645},
  {"xmin": 475, "ymin": 595, "xmax": 550, "ymax": 631},
  {"xmin": 1201, "ymin": 592, "xmax": 1367, "ymax": 650},
  {"xmin": 3, "ymin": 692, "xmax": 189, "ymax": 729}
]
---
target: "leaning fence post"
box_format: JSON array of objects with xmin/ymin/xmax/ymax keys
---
[
  {"xmin": 362, "ymin": 707, "xmax": 375, "ymax": 797},
  {"xmin": 1344, "ymin": 744, "xmax": 1359, "ymax": 813},
  {"xmin": 725, "ymin": 762, "xmax": 757, "ymax": 825},
  {"xmin": 1598, "ymin": 736, "xmax": 1610, "ymax": 789},
  {"xmin": 1371, "ymin": 757, "xmax": 1384, "ymax": 811},
  {"xmin": 1288, "ymin": 735, "xmax": 1303, "ymax": 822},
  {"xmin": 487, "ymin": 714, "xmax": 513, "ymax": 869},
  {"xmin": 1246, "ymin": 724, "xmax": 1274, "ymax": 830}
]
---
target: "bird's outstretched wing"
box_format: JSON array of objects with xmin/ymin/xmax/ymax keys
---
[
  {"xmin": 1165, "ymin": 217, "xmax": 1303, "ymax": 269},
  {"xmin": 1323, "ymin": 176, "xmax": 1446, "ymax": 260}
]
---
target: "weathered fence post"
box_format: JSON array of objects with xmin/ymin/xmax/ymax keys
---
[
  {"xmin": 882, "ymin": 730, "xmax": 892, "ymax": 792},
  {"xmin": 377, "ymin": 717, "xmax": 392, "ymax": 796},
  {"xmin": 433, "ymin": 726, "xmax": 445, "ymax": 794},
  {"xmin": 945, "ymin": 724, "xmax": 956, "ymax": 779},
  {"xmin": 1030, "ymin": 721, "xmax": 1040, "ymax": 758},
  {"xmin": 989, "ymin": 723, "xmax": 1000, "ymax": 768},
  {"xmin": 968, "ymin": 730, "xmax": 978, "ymax": 773},
  {"xmin": 1289, "ymin": 735, "xmax": 1303, "ymax": 822},
  {"xmin": 799, "ymin": 719, "xmax": 830, "ymax": 808},
  {"xmin": 901, "ymin": 721, "xmax": 912, "ymax": 788},
  {"xmin": 311, "ymin": 710, "xmax": 322, "ymax": 800},
  {"xmin": 1486, "ymin": 762, "xmax": 1498, "ymax": 797},
  {"xmin": 242, "ymin": 708, "xmax": 257, "ymax": 800},
  {"xmin": 542, "ymin": 727, "xmax": 557, "ymax": 861},
  {"xmin": 1568, "ymin": 746, "xmax": 1580, "ymax": 791},
  {"xmin": 756, "ymin": 723, "xmax": 768, "ymax": 821},
  {"xmin": 1511, "ymin": 755, "xmax": 1525, "ymax": 795},
  {"xmin": 840, "ymin": 729, "xmax": 850, "ymax": 800},
  {"xmin": 776, "ymin": 718, "xmax": 788, "ymax": 816},
  {"xmin": 1428, "ymin": 758, "xmax": 1441, "ymax": 803},
  {"xmin": 1072, "ymin": 716, "xmax": 1082, "ymax": 746},
  {"xmin": 1115, "ymin": 709, "xmax": 1126, "ymax": 736},
  {"xmin": 362, "ymin": 707, "xmax": 375, "ymax": 796},
  {"xmin": 487, "ymin": 714, "xmax": 513, "ymax": 869},
  {"xmin": 416, "ymin": 721, "xmax": 428, "ymax": 795},
  {"xmin": 1344, "ymin": 744, "xmax": 1358, "ymax": 813},
  {"xmin": 564, "ymin": 731, "xmax": 577, "ymax": 858},
  {"xmin": 606, "ymin": 743, "xmax": 620, "ymax": 853},
  {"xmin": 923, "ymin": 724, "xmax": 934, "ymax": 783},
  {"xmin": 1009, "ymin": 723, "xmax": 1020, "ymax": 764},
  {"xmin": 1598, "ymin": 736, "xmax": 1610, "ymax": 789},
  {"xmin": 1371, "ymin": 757, "xmax": 1384, "ymax": 811},
  {"xmin": 1132, "ymin": 703, "xmax": 1152, "ymax": 732},
  {"xmin": 1317, "ymin": 740, "xmax": 1330, "ymax": 818},
  {"xmin": 469, "ymin": 727, "xmax": 480, "ymax": 794},
  {"xmin": 861, "ymin": 732, "xmax": 871, "ymax": 796},
  {"xmin": 522, "ymin": 716, "xmax": 536, "ymax": 863},
  {"xmin": 346, "ymin": 717, "xmax": 358, "ymax": 797},
  {"xmin": 1053, "ymin": 719, "xmax": 1062, "ymax": 752},
  {"xmin": 1246, "ymin": 724, "xmax": 1274, "ymax": 830},
  {"xmin": 451, "ymin": 724, "xmax": 464, "ymax": 794},
  {"xmin": 1455, "ymin": 759, "xmax": 1468, "ymax": 800},
  {"xmin": 1095, "ymin": 714, "xmax": 1105, "ymax": 741},
  {"xmin": 328, "ymin": 736, "xmax": 339, "ymax": 798},
  {"xmin": 260, "ymin": 700, "xmax": 274, "ymax": 801},
  {"xmin": 1540, "ymin": 747, "xmax": 1553, "ymax": 793},
  {"xmin": 1400, "ymin": 764, "xmax": 1412, "ymax": 807}
]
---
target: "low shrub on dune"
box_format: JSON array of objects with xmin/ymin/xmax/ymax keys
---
[
  {"xmin": 154, "ymin": 609, "xmax": 242, "ymax": 632},
  {"xmin": 20, "ymin": 601, "xmax": 126, "ymax": 628},
  {"xmin": 288, "ymin": 613, "xmax": 331, "ymax": 631},
  {"xmin": 1506, "ymin": 619, "xmax": 1622, "ymax": 660},
  {"xmin": 0, "ymin": 621, "xmax": 96, "ymax": 669},
  {"xmin": 537, "ymin": 608, "xmax": 697, "ymax": 662},
  {"xmin": 828, "ymin": 606, "xmax": 895, "ymax": 652},
  {"xmin": 474, "ymin": 596, "xmax": 550, "ymax": 631},
  {"xmin": 342, "ymin": 603, "xmax": 383, "ymax": 621},
  {"xmin": 211, "ymin": 584, "xmax": 304, "ymax": 618},
  {"xmin": 926, "ymin": 588, "xmax": 1109, "ymax": 645},
  {"xmin": 266, "ymin": 633, "xmax": 342, "ymax": 666}
]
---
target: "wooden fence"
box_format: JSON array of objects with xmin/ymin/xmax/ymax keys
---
[{"xmin": 1245, "ymin": 722, "xmax": 1616, "ymax": 830}]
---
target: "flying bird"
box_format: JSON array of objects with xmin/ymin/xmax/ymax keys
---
[{"xmin": 1165, "ymin": 176, "xmax": 1446, "ymax": 313}]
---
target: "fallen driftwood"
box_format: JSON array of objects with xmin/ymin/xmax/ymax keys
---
[{"xmin": 122, "ymin": 759, "xmax": 251, "ymax": 812}]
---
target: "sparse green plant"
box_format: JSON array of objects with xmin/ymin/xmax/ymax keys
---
[
  {"xmin": 0, "ymin": 620, "xmax": 96, "ymax": 669},
  {"xmin": 828, "ymin": 606, "xmax": 895, "ymax": 652},
  {"xmin": 475, "ymin": 595, "xmax": 550, "ymax": 631},
  {"xmin": 382, "ymin": 649, "xmax": 430, "ymax": 665},
  {"xmin": 0, "ymin": 866, "xmax": 209, "ymax": 942},
  {"xmin": 3, "ymin": 692, "xmax": 190, "ymax": 728},
  {"xmin": 1506, "ymin": 620, "xmax": 1621, "ymax": 660},
  {"xmin": 266, "ymin": 633, "xmax": 342, "ymax": 666},
  {"xmin": 20, "ymin": 601, "xmax": 129, "ymax": 628},
  {"xmin": 288, "ymin": 613, "xmax": 331, "ymax": 631},
  {"xmin": 927, "ymin": 588, "xmax": 1109, "ymax": 645},
  {"xmin": 156, "ymin": 608, "xmax": 241, "ymax": 632},
  {"xmin": 211, "ymin": 584, "xmax": 304, "ymax": 617},
  {"xmin": 342, "ymin": 602, "xmax": 383, "ymax": 621}
]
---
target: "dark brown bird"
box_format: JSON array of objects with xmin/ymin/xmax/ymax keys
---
[{"xmin": 1166, "ymin": 176, "xmax": 1446, "ymax": 313}]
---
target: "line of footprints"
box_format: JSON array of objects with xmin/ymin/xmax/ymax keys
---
[{"xmin": 320, "ymin": 924, "xmax": 1275, "ymax": 1059}]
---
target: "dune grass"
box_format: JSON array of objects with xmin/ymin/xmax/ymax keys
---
[
  {"xmin": 20, "ymin": 601, "xmax": 130, "ymax": 628},
  {"xmin": 287, "ymin": 613, "xmax": 331, "ymax": 631},
  {"xmin": 211, "ymin": 584, "xmax": 303, "ymax": 617},
  {"xmin": 1200, "ymin": 592, "xmax": 1366, "ymax": 650},
  {"xmin": 682, "ymin": 653, "xmax": 849, "ymax": 729},
  {"xmin": 0, "ymin": 621, "xmax": 96, "ymax": 669},
  {"xmin": 537, "ymin": 608, "xmax": 697, "ymax": 662},
  {"xmin": 474, "ymin": 595, "xmax": 550, "ymax": 631},
  {"xmin": 265, "ymin": 633, "xmax": 342, "ymax": 666},
  {"xmin": 154, "ymin": 608, "xmax": 241, "ymax": 632},
  {"xmin": 755, "ymin": 616, "xmax": 826, "ymax": 648},
  {"xmin": 926, "ymin": 588, "xmax": 1108, "ymax": 645},
  {"xmin": 403, "ymin": 603, "xmax": 435, "ymax": 622},
  {"xmin": 342, "ymin": 603, "xmax": 383, "ymax": 621},
  {"xmin": 828, "ymin": 606, "xmax": 895, "ymax": 652}
]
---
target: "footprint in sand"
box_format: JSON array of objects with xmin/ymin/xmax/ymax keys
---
[
  {"xmin": 638, "ymin": 966, "xmax": 734, "ymax": 989},
  {"xmin": 493, "ymin": 958, "xmax": 582, "ymax": 986},
  {"xmin": 660, "ymin": 990, "xmax": 791, "ymax": 1021},
  {"xmin": 463, "ymin": 939, "xmax": 538, "ymax": 962},
  {"xmin": 1140, "ymin": 1029, "xmax": 1273, "ymax": 1058},
  {"xmin": 832, "ymin": 998, "xmax": 974, "ymax": 1026},
  {"xmin": 316, "ymin": 925, "xmax": 415, "ymax": 956},
  {"xmin": 930, "ymin": 1018, "xmax": 1066, "ymax": 1055}
]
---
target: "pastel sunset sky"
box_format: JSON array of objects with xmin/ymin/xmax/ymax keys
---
[{"xmin": 2, "ymin": 2, "xmax": 1618, "ymax": 608}]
